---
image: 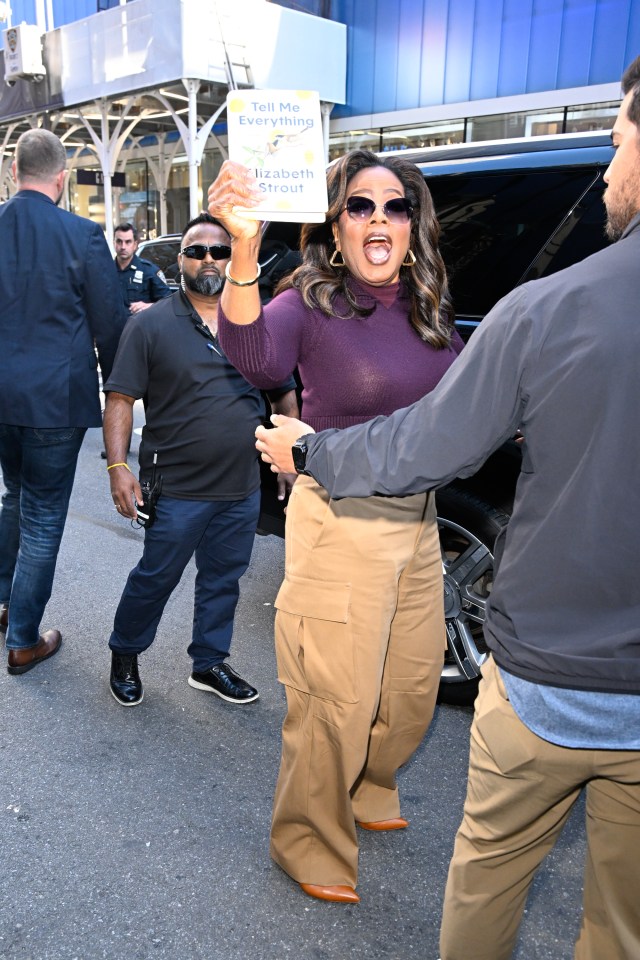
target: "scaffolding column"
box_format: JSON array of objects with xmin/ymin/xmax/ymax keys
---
[{"xmin": 184, "ymin": 78, "xmax": 201, "ymax": 220}]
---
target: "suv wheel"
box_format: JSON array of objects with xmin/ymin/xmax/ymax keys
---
[{"xmin": 435, "ymin": 485, "xmax": 511, "ymax": 705}]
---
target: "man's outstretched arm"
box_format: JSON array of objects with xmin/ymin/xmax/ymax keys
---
[{"xmin": 256, "ymin": 289, "xmax": 532, "ymax": 500}]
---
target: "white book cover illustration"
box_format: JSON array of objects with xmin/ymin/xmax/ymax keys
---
[{"xmin": 226, "ymin": 89, "xmax": 328, "ymax": 223}]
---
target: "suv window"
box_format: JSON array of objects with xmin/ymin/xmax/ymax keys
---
[
  {"xmin": 138, "ymin": 238, "xmax": 180, "ymax": 284},
  {"xmin": 427, "ymin": 168, "xmax": 608, "ymax": 319}
]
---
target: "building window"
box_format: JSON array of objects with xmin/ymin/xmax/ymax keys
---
[
  {"xmin": 329, "ymin": 100, "xmax": 619, "ymax": 159},
  {"xmin": 380, "ymin": 119, "xmax": 465, "ymax": 151},
  {"xmin": 116, "ymin": 159, "xmax": 159, "ymax": 239},
  {"xmin": 565, "ymin": 101, "xmax": 618, "ymax": 134},
  {"xmin": 328, "ymin": 130, "xmax": 381, "ymax": 161},
  {"xmin": 466, "ymin": 109, "xmax": 562, "ymax": 141}
]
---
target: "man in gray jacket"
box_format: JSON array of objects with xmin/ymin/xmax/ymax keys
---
[{"xmin": 254, "ymin": 59, "xmax": 640, "ymax": 960}]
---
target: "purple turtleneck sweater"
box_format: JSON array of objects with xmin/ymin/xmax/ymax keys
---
[{"xmin": 218, "ymin": 279, "xmax": 464, "ymax": 432}]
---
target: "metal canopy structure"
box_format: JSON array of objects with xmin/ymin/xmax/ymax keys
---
[{"xmin": 0, "ymin": 0, "xmax": 346, "ymax": 240}]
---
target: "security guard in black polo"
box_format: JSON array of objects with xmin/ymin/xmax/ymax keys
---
[{"xmin": 114, "ymin": 222, "xmax": 172, "ymax": 314}]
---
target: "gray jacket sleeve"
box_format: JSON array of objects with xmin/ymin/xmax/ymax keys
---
[{"xmin": 304, "ymin": 288, "xmax": 535, "ymax": 499}]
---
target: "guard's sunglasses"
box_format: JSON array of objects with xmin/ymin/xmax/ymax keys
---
[
  {"xmin": 181, "ymin": 243, "xmax": 232, "ymax": 261},
  {"xmin": 342, "ymin": 196, "xmax": 413, "ymax": 224}
]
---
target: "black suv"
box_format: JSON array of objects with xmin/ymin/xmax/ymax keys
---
[
  {"xmin": 258, "ymin": 131, "xmax": 615, "ymax": 702},
  {"xmin": 137, "ymin": 234, "xmax": 181, "ymax": 288}
]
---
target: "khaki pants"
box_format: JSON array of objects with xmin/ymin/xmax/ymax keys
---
[
  {"xmin": 270, "ymin": 475, "xmax": 445, "ymax": 887},
  {"xmin": 440, "ymin": 657, "xmax": 640, "ymax": 960}
]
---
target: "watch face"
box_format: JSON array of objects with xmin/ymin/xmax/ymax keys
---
[{"xmin": 292, "ymin": 438, "xmax": 307, "ymax": 473}]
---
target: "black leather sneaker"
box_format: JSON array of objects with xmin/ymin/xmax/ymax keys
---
[
  {"xmin": 110, "ymin": 651, "xmax": 143, "ymax": 706},
  {"xmin": 188, "ymin": 662, "xmax": 259, "ymax": 704}
]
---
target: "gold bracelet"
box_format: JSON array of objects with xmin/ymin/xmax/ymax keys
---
[
  {"xmin": 224, "ymin": 262, "xmax": 261, "ymax": 287},
  {"xmin": 107, "ymin": 462, "xmax": 131, "ymax": 472}
]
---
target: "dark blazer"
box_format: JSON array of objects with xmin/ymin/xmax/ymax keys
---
[{"xmin": 0, "ymin": 189, "xmax": 127, "ymax": 427}]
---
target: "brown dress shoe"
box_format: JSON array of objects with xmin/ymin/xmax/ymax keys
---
[
  {"xmin": 7, "ymin": 630, "xmax": 62, "ymax": 675},
  {"xmin": 356, "ymin": 817, "xmax": 409, "ymax": 831},
  {"xmin": 299, "ymin": 883, "xmax": 360, "ymax": 904},
  {"xmin": 0, "ymin": 605, "xmax": 7, "ymax": 633}
]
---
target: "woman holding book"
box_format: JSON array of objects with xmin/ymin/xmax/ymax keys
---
[{"xmin": 208, "ymin": 149, "xmax": 463, "ymax": 903}]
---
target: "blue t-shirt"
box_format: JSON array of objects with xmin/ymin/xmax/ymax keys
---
[{"xmin": 503, "ymin": 669, "xmax": 640, "ymax": 749}]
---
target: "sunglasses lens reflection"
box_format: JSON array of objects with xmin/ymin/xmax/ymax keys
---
[
  {"xmin": 182, "ymin": 245, "xmax": 232, "ymax": 260},
  {"xmin": 345, "ymin": 197, "xmax": 412, "ymax": 223},
  {"xmin": 346, "ymin": 197, "xmax": 376, "ymax": 220},
  {"xmin": 385, "ymin": 199, "xmax": 412, "ymax": 221}
]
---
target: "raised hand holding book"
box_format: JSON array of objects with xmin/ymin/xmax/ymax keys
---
[{"xmin": 226, "ymin": 89, "xmax": 329, "ymax": 224}]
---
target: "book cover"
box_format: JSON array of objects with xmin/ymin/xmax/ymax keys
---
[{"xmin": 226, "ymin": 89, "xmax": 328, "ymax": 223}]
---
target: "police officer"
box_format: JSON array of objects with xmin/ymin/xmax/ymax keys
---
[
  {"xmin": 101, "ymin": 223, "xmax": 173, "ymax": 459},
  {"xmin": 114, "ymin": 222, "xmax": 172, "ymax": 314}
]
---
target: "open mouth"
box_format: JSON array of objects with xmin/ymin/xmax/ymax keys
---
[{"xmin": 363, "ymin": 234, "xmax": 391, "ymax": 265}]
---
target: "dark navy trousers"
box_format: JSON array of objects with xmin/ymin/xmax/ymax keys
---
[{"xmin": 109, "ymin": 491, "xmax": 260, "ymax": 671}]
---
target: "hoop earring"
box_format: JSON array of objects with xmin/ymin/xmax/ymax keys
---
[
  {"xmin": 329, "ymin": 249, "xmax": 345, "ymax": 267},
  {"xmin": 402, "ymin": 249, "xmax": 417, "ymax": 267}
]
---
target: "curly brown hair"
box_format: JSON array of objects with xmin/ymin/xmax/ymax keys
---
[{"xmin": 276, "ymin": 149, "xmax": 455, "ymax": 348}]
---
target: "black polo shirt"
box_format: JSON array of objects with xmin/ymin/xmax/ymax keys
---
[{"xmin": 104, "ymin": 291, "xmax": 293, "ymax": 500}]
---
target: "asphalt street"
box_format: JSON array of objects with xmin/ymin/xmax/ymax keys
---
[{"xmin": 1, "ymin": 417, "xmax": 588, "ymax": 960}]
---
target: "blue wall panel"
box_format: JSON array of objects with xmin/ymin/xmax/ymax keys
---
[
  {"xmin": 373, "ymin": 0, "xmax": 402, "ymax": 112},
  {"xmin": 443, "ymin": 0, "xmax": 475, "ymax": 103},
  {"xmin": 10, "ymin": 0, "xmax": 98, "ymax": 26},
  {"xmin": 557, "ymin": 0, "xmax": 597, "ymax": 88},
  {"xmin": 331, "ymin": 0, "xmax": 638, "ymax": 119},
  {"xmin": 592, "ymin": 0, "xmax": 632, "ymax": 84},
  {"xmin": 419, "ymin": 0, "xmax": 449, "ymax": 106},
  {"xmin": 526, "ymin": 0, "xmax": 563, "ymax": 92},
  {"xmin": 344, "ymin": 0, "xmax": 378, "ymax": 119},
  {"xmin": 9, "ymin": 0, "xmax": 36, "ymax": 22},
  {"xmin": 469, "ymin": 0, "xmax": 504, "ymax": 100},
  {"xmin": 395, "ymin": 0, "xmax": 425, "ymax": 109},
  {"xmin": 625, "ymin": 0, "xmax": 640, "ymax": 71},
  {"xmin": 497, "ymin": 0, "xmax": 534, "ymax": 98}
]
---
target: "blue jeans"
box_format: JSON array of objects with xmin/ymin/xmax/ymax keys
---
[
  {"xmin": 0, "ymin": 425, "xmax": 86, "ymax": 649},
  {"xmin": 109, "ymin": 491, "xmax": 260, "ymax": 672}
]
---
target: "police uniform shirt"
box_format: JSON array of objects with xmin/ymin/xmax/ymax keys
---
[{"xmin": 116, "ymin": 252, "xmax": 172, "ymax": 309}]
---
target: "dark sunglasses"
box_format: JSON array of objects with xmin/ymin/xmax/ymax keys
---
[
  {"xmin": 181, "ymin": 243, "xmax": 232, "ymax": 261},
  {"xmin": 342, "ymin": 196, "xmax": 413, "ymax": 224}
]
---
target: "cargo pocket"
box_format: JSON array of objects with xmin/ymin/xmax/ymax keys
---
[{"xmin": 275, "ymin": 574, "xmax": 357, "ymax": 703}]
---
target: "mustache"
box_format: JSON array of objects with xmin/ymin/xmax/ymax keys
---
[{"xmin": 182, "ymin": 270, "xmax": 225, "ymax": 297}]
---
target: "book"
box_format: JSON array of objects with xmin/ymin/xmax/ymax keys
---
[{"xmin": 226, "ymin": 89, "xmax": 329, "ymax": 223}]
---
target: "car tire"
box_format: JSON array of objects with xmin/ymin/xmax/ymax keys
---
[{"xmin": 435, "ymin": 484, "xmax": 511, "ymax": 706}]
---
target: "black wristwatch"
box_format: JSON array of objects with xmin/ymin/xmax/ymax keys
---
[{"xmin": 292, "ymin": 435, "xmax": 310, "ymax": 474}]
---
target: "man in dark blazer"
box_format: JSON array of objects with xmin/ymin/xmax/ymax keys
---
[{"xmin": 0, "ymin": 128, "xmax": 126, "ymax": 675}]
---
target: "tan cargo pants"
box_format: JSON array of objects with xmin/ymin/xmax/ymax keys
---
[
  {"xmin": 270, "ymin": 475, "xmax": 446, "ymax": 888},
  {"xmin": 440, "ymin": 657, "xmax": 640, "ymax": 960}
]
